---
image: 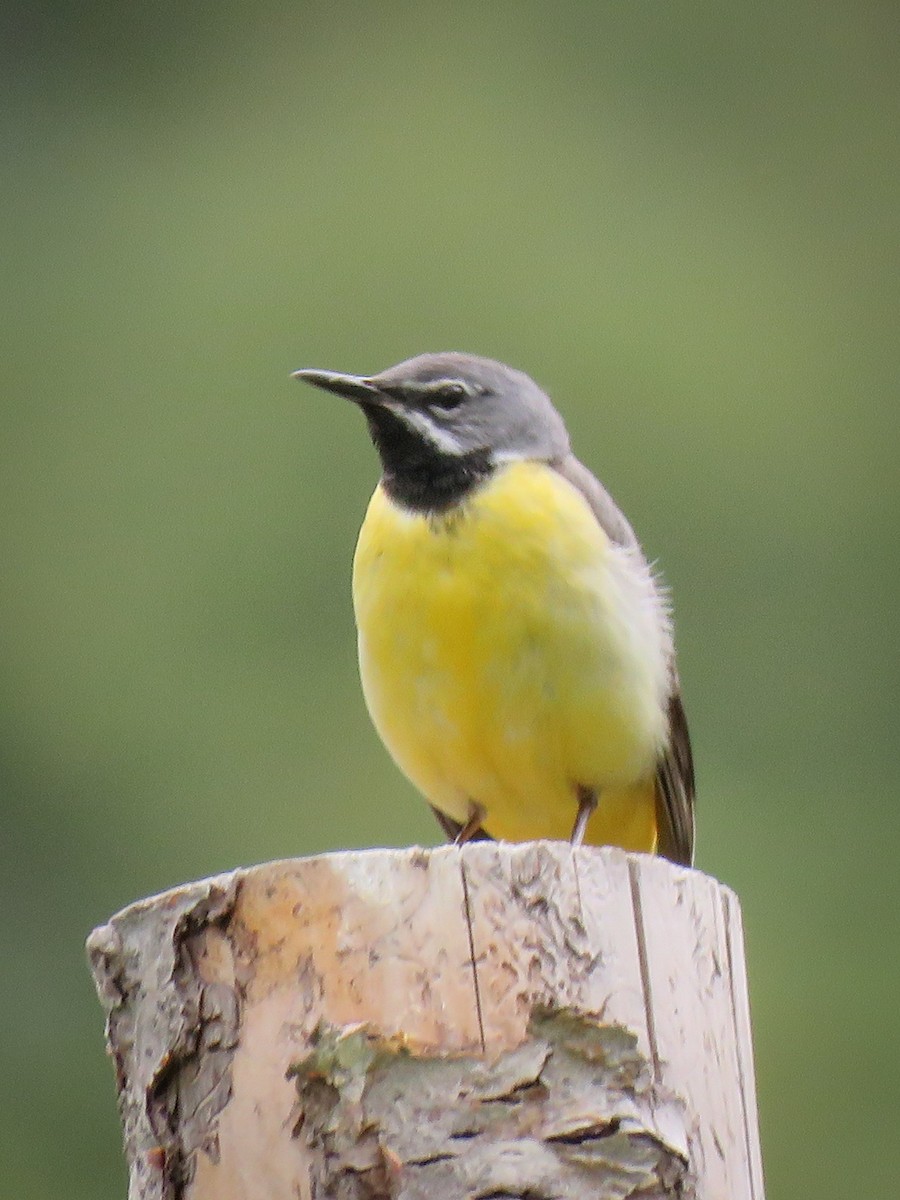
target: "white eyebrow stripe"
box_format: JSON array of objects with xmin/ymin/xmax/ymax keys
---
[{"xmin": 397, "ymin": 377, "xmax": 473, "ymax": 397}]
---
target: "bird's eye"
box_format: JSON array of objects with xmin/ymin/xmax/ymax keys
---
[{"xmin": 429, "ymin": 381, "xmax": 468, "ymax": 409}]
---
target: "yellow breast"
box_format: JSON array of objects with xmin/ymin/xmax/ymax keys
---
[{"xmin": 352, "ymin": 460, "xmax": 669, "ymax": 848}]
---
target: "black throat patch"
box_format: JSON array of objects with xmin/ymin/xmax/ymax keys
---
[{"xmin": 363, "ymin": 405, "xmax": 493, "ymax": 514}]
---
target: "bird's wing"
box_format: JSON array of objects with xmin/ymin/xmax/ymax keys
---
[
  {"xmin": 552, "ymin": 454, "xmax": 640, "ymax": 548},
  {"xmin": 653, "ymin": 690, "xmax": 695, "ymax": 865},
  {"xmin": 552, "ymin": 454, "xmax": 696, "ymax": 866}
]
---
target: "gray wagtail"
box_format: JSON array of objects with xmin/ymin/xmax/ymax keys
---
[{"xmin": 293, "ymin": 353, "xmax": 694, "ymax": 863}]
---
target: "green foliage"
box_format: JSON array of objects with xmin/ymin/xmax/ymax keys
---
[{"xmin": 1, "ymin": 3, "xmax": 897, "ymax": 1197}]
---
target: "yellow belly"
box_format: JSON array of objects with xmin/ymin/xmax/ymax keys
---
[{"xmin": 352, "ymin": 461, "xmax": 668, "ymax": 849}]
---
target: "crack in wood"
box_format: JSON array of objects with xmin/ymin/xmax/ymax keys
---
[
  {"xmin": 545, "ymin": 1117, "xmax": 622, "ymax": 1144},
  {"xmin": 460, "ymin": 851, "xmax": 487, "ymax": 1053},
  {"xmin": 627, "ymin": 857, "xmax": 661, "ymax": 1078}
]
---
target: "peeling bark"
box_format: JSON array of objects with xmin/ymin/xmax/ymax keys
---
[
  {"xmin": 87, "ymin": 844, "xmax": 765, "ymax": 1200},
  {"xmin": 291, "ymin": 1010, "xmax": 688, "ymax": 1199},
  {"xmin": 87, "ymin": 874, "xmax": 241, "ymax": 1199}
]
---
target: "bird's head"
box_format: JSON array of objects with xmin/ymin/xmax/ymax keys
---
[{"xmin": 293, "ymin": 352, "xmax": 570, "ymax": 512}]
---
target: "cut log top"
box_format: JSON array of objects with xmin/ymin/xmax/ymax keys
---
[{"xmin": 87, "ymin": 842, "xmax": 764, "ymax": 1200}]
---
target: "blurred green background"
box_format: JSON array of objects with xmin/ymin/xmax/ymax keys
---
[{"xmin": 2, "ymin": 2, "xmax": 897, "ymax": 1196}]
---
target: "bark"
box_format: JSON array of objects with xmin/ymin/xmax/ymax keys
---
[{"xmin": 87, "ymin": 843, "xmax": 765, "ymax": 1200}]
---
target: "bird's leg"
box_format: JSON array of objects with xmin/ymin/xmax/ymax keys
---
[
  {"xmin": 429, "ymin": 803, "xmax": 492, "ymax": 844},
  {"xmin": 454, "ymin": 800, "xmax": 488, "ymax": 846},
  {"xmin": 571, "ymin": 785, "xmax": 598, "ymax": 846},
  {"xmin": 430, "ymin": 805, "xmax": 464, "ymax": 843}
]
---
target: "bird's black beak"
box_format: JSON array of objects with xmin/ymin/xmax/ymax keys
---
[{"xmin": 291, "ymin": 368, "xmax": 382, "ymax": 405}]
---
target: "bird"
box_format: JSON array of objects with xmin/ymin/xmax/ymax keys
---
[{"xmin": 293, "ymin": 352, "xmax": 694, "ymax": 864}]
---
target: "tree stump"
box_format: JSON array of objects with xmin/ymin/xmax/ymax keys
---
[{"xmin": 87, "ymin": 843, "xmax": 765, "ymax": 1199}]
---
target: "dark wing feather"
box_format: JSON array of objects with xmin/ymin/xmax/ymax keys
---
[{"xmin": 654, "ymin": 690, "xmax": 695, "ymax": 865}]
